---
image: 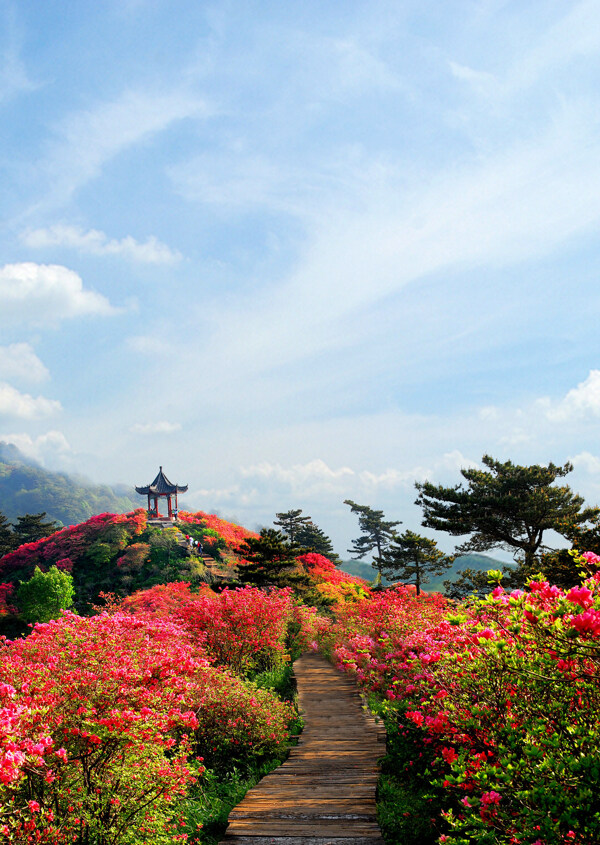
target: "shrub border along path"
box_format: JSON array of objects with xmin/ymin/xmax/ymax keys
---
[{"xmin": 219, "ymin": 651, "xmax": 386, "ymax": 845}]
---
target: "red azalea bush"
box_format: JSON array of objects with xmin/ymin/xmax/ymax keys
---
[
  {"xmin": 121, "ymin": 582, "xmax": 296, "ymax": 675},
  {"xmin": 0, "ymin": 608, "xmax": 294, "ymax": 844},
  {"xmin": 120, "ymin": 580, "xmax": 211, "ymax": 618},
  {"xmin": 0, "ymin": 611, "xmax": 200, "ymax": 843},
  {"xmin": 298, "ymin": 552, "xmax": 370, "ymax": 607},
  {"xmin": 176, "ymin": 586, "xmax": 294, "ymax": 674},
  {"xmin": 178, "ymin": 512, "xmax": 258, "ymax": 552},
  {"xmin": 329, "ymin": 559, "xmax": 600, "ymax": 845},
  {"xmin": 191, "ymin": 668, "xmax": 293, "ymax": 771},
  {"xmin": 0, "ymin": 511, "xmax": 147, "ymax": 582}
]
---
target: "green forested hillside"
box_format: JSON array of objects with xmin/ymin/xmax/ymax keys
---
[
  {"xmin": 0, "ymin": 443, "xmax": 137, "ymax": 526},
  {"xmin": 339, "ymin": 552, "xmax": 508, "ymax": 591}
]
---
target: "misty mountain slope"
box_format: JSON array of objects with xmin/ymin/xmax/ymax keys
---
[{"xmin": 0, "ymin": 443, "xmax": 137, "ymax": 526}]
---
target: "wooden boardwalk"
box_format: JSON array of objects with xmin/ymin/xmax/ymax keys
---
[{"xmin": 219, "ymin": 651, "xmax": 386, "ymax": 845}]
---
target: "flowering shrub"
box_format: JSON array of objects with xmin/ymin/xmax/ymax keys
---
[
  {"xmin": 179, "ymin": 512, "xmax": 258, "ymax": 552},
  {"xmin": 297, "ymin": 552, "xmax": 370, "ymax": 607},
  {"xmin": 0, "ymin": 583, "xmax": 15, "ymax": 616},
  {"xmin": 328, "ymin": 560, "xmax": 600, "ymax": 845},
  {"xmin": 0, "ymin": 611, "xmax": 201, "ymax": 843},
  {"xmin": 0, "ymin": 511, "xmax": 147, "ymax": 582},
  {"xmin": 190, "ymin": 668, "xmax": 293, "ymax": 772},
  {"xmin": 123, "ymin": 581, "xmax": 296, "ymax": 675},
  {"xmin": 177, "ymin": 586, "xmax": 294, "ymax": 674},
  {"xmin": 0, "ymin": 511, "xmax": 149, "ymax": 615},
  {"xmin": 0, "ymin": 604, "xmax": 296, "ymax": 843}
]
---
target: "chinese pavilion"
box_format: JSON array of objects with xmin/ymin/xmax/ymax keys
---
[{"xmin": 135, "ymin": 466, "xmax": 188, "ymax": 520}]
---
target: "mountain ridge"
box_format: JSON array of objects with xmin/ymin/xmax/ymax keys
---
[{"xmin": 0, "ymin": 442, "xmax": 138, "ymax": 526}]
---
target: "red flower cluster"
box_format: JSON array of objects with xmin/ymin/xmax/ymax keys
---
[
  {"xmin": 0, "ymin": 510, "xmax": 147, "ymax": 583},
  {"xmin": 328, "ymin": 559, "xmax": 600, "ymax": 844},
  {"xmin": 178, "ymin": 511, "xmax": 258, "ymax": 551},
  {"xmin": 0, "ymin": 605, "xmax": 292, "ymax": 843}
]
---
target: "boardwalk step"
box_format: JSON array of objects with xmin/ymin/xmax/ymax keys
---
[{"xmin": 219, "ymin": 652, "xmax": 385, "ymax": 844}]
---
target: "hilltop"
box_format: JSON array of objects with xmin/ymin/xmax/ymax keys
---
[
  {"xmin": 0, "ymin": 508, "xmax": 367, "ymax": 633},
  {"xmin": 0, "ymin": 442, "xmax": 138, "ymax": 526}
]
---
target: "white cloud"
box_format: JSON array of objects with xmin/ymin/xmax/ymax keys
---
[
  {"xmin": 22, "ymin": 225, "xmax": 181, "ymax": 264},
  {"xmin": 570, "ymin": 451, "xmax": 600, "ymax": 475},
  {"xmin": 546, "ymin": 370, "xmax": 600, "ymax": 422},
  {"xmin": 239, "ymin": 452, "xmax": 478, "ymax": 498},
  {"xmin": 0, "ymin": 430, "xmax": 71, "ymax": 464},
  {"xmin": 130, "ymin": 421, "xmax": 182, "ymax": 435},
  {"xmin": 0, "ymin": 343, "xmax": 49, "ymax": 383},
  {"xmin": 0, "ymin": 383, "xmax": 61, "ymax": 419},
  {"xmin": 241, "ymin": 458, "xmax": 355, "ymax": 489},
  {"xmin": 0, "ymin": 263, "xmax": 115, "ymax": 325}
]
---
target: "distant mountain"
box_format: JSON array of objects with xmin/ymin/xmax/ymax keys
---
[
  {"xmin": 339, "ymin": 552, "xmax": 510, "ymax": 593},
  {"xmin": 0, "ymin": 443, "xmax": 138, "ymax": 527}
]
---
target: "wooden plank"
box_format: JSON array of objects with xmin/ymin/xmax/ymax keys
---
[{"xmin": 219, "ymin": 653, "xmax": 386, "ymax": 844}]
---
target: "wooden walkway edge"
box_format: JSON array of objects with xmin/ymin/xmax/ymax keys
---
[{"xmin": 219, "ymin": 652, "xmax": 386, "ymax": 845}]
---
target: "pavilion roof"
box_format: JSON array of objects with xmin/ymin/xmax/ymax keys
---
[{"xmin": 135, "ymin": 466, "xmax": 188, "ymax": 496}]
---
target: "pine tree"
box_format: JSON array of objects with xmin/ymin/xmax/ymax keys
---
[
  {"xmin": 415, "ymin": 455, "xmax": 596, "ymax": 574},
  {"xmin": 295, "ymin": 521, "xmax": 340, "ymax": 563},
  {"xmin": 237, "ymin": 528, "xmax": 310, "ymax": 591},
  {"xmin": 13, "ymin": 512, "xmax": 60, "ymax": 546},
  {"xmin": 382, "ymin": 529, "xmax": 452, "ymax": 595},
  {"xmin": 0, "ymin": 511, "xmax": 15, "ymax": 558},
  {"xmin": 273, "ymin": 509, "xmax": 312, "ymax": 543},
  {"xmin": 344, "ymin": 500, "xmax": 401, "ymax": 586}
]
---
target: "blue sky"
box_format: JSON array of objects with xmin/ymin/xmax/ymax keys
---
[{"xmin": 1, "ymin": 0, "xmax": 600, "ymax": 555}]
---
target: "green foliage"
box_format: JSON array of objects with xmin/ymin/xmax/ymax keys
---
[
  {"xmin": 237, "ymin": 528, "xmax": 310, "ymax": 591},
  {"xmin": 443, "ymin": 566, "xmax": 500, "ymax": 600},
  {"xmin": 16, "ymin": 565, "xmax": 74, "ymax": 623},
  {"xmin": 296, "ymin": 520, "xmax": 340, "ymax": 563},
  {"xmin": 0, "ymin": 511, "xmax": 14, "ymax": 557},
  {"xmin": 273, "ymin": 509, "xmax": 312, "ymax": 542},
  {"xmin": 344, "ymin": 499, "xmax": 401, "ymax": 585},
  {"xmin": 382, "ymin": 529, "xmax": 452, "ymax": 595},
  {"xmin": 415, "ymin": 454, "xmax": 596, "ymax": 572},
  {"xmin": 12, "ymin": 511, "xmax": 60, "ymax": 545},
  {"xmin": 374, "ymin": 698, "xmax": 444, "ymax": 845}
]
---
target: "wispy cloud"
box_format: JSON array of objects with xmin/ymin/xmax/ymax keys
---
[
  {"xmin": 0, "ymin": 7, "xmax": 37, "ymax": 105},
  {"xmin": 126, "ymin": 335, "xmax": 174, "ymax": 355},
  {"xmin": 506, "ymin": 0, "xmax": 600, "ymax": 94},
  {"xmin": 36, "ymin": 87, "xmax": 209, "ymax": 208},
  {"xmin": 130, "ymin": 421, "xmax": 182, "ymax": 435},
  {"xmin": 22, "ymin": 225, "xmax": 182, "ymax": 264},
  {"xmin": 0, "ymin": 262, "xmax": 116, "ymax": 326},
  {"xmin": 198, "ymin": 99, "xmax": 600, "ymax": 379}
]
